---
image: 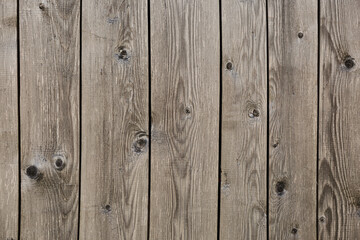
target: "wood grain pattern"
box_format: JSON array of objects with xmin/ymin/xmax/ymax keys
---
[
  {"xmin": 318, "ymin": 0, "xmax": 360, "ymax": 239},
  {"xmin": 80, "ymin": 0, "xmax": 149, "ymax": 239},
  {"xmin": 149, "ymin": 0, "xmax": 220, "ymax": 239},
  {"xmin": 19, "ymin": 0, "xmax": 80, "ymax": 239},
  {"xmin": 0, "ymin": 0, "xmax": 18, "ymax": 239},
  {"xmin": 268, "ymin": 0, "xmax": 318, "ymax": 239},
  {"xmin": 220, "ymin": 0, "xmax": 267, "ymax": 239}
]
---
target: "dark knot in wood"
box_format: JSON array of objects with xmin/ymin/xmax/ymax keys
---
[
  {"xmin": 249, "ymin": 109, "xmax": 260, "ymax": 118},
  {"xmin": 133, "ymin": 134, "xmax": 148, "ymax": 153},
  {"xmin": 226, "ymin": 61, "xmax": 233, "ymax": 70},
  {"xmin": 116, "ymin": 47, "xmax": 130, "ymax": 62},
  {"xmin": 26, "ymin": 165, "xmax": 41, "ymax": 180},
  {"xmin": 53, "ymin": 155, "xmax": 66, "ymax": 171},
  {"xmin": 291, "ymin": 228, "xmax": 298, "ymax": 234},
  {"xmin": 275, "ymin": 181, "xmax": 286, "ymax": 196},
  {"xmin": 39, "ymin": 3, "xmax": 45, "ymax": 10},
  {"xmin": 105, "ymin": 204, "xmax": 111, "ymax": 212},
  {"xmin": 344, "ymin": 56, "xmax": 355, "ymax": 69}
]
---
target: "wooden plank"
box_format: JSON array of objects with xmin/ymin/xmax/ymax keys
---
[
  {"xmin": 268, "ymin": 0, "xmax": 318, "ymax": 239},
  {"xmin": 0, "ymin": 0, "xmax": 18, "ymax": 239},
  {"xmin": 219, "ymin": 0, "xmax": 267, "ymax": 239},
  {"xmin": 149, "ymin": 0, "xmax": 220, "ymax": 239},
  {"xmin": 19, "ymin": 0, "xmax": 80, "ymax": 239},
  {"xmin": 318, "ymin": 0, "xmax": 360, "ymax": 239},
  {"xmin": 79, "ymin": 0, "xmax": 149, "ymax": 239}
]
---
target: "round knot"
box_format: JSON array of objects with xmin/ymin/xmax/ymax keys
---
[
  {"xmin": 26, "ymin": 165, "xmax": 41, "ymax": 180},
  {"xmin": 53, "ymin": 155, "xmax": 66, "ymax": 171}
]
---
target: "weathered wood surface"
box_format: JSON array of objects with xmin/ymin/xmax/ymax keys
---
[
  {"xmin": 4, "ymin": 0, "xmax": 360, "ymax": 239},
  {"xmin": 80, "ymin": 0, "xmax": 149, "ymax": 239},
  {"xmin": 318, "ymin": 0, "xmax": 360, "ymax": 239},
  {"xmin": 19, "ymin": 0, "xmax": 80, "ymax": 239},
  {"xmin": 268, "ymin": 0, "xmax": 318, "ymax": 239},
  {"xmin": 149, "ymin": 0, "xmax": 220, "ymax": 239},
  {"xmin": 220, "ymin": 0, "xmax": 267, "ymax": 239},
  {"xmin": 0, "ymin": 0, "xmax": 18, "ymax": 239}
]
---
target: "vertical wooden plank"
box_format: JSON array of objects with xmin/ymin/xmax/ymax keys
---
[
  {"xmin": 80, "ymin": 0, "xmax": 149, "ymax": 239},
  {"xmin": 20, "ymin": 0, "xmax": 80, "ymax": 239},
  {"xmin": 220, "ymin": 0, "xmax": 267, "ymax": 239},
  {"xmin": 319, "ymin": 1, "xmax": 360, "ymax": 239},
  {"xmin": 0, "ymin": 0, "xmax": 18, "ymax": 239},
  {"xmin": 149, "ymin": 0, "xmax": 219, "ymax": 239},
  {"xmin": 268, "ymin": 0, "xmax": 317, "ymax": 239}
]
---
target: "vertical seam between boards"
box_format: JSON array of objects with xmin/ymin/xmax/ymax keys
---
[
  {"xmin": 265, "ymin": 0, "xmax": 270, "ymax": 239},
  {"xmin": 17, "ymin": 0, "xmax": 21, "ymax": 238},
  {"xmin": 77, "ymin": 0, "xmax": 82, "ymax": 238},
  {"xmin": 217, "ymin": 0, "xmax": 223, "ymax": 238},
  {"xmin": 147, "ymin": 0, "xmax": 151, "ymax": 238},
  {"xmin": 316, "ymin": 0, "xmax": 321, "ymax": 239}
]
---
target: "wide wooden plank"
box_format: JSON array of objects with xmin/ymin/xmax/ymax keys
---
[
  {"xmin": 149, "ymin": 0, "xmax": 220, "ymax": 239},
  {"xmin": 268, "ymin": 0, "xmax": 318, "ymax": 239},
  {"xmin": 318, "ymin": 0, "xmax": 360, "ymax": 239},
  {"xmin": 220, "ymin": 0, "xmax": 267, "ymax": 239},
  {"xmin": 19, "ymin": 0, "xmax": 80, "ymax": 239},
  {"xmin": 0, "ymin": 0, "xmax": 18, "ymax": 239},
  {"xmin": 79, "ymin": 0, "xmax": 149, "ymax": 239}
]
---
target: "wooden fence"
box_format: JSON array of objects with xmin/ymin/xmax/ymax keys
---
[{"xmin": 0, "ymin": 0, "xmax": 359, "ymax": 239}]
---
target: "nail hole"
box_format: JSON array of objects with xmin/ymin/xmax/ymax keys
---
[
  {"xmin": 226, "ymin": 61, "xmax": 233, "ymax": 70},
  {"xmin": 344, "ymin": 56, "xmax": 355, "ymax": 69},
  {"xmin": 185, "ymin": 107, "xmax": 191, "ymax": 115},
  {"xmin": 291, "ymin": 228, "xmax": 298, "ymax": 234},
  {"xmin": 319, "ymin": 216, "xmax": 325, "ymax": 222},
  {"xmin": 275, "ymin": 181, "xmax": 286, "ymax": 196},
  {"xmin": 26, "ymin": 165, "xmax": 40, "ymax": 179},
  {"xmin": 298, "ymin": 32, "xmax": 303, "ymax": 39}
]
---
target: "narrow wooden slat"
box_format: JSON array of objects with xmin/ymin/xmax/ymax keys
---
[
  {"xmin": 149, "ymin": 0, "xmax": 220, "ymax": 239},
  {"xmin": 220, "ymin": 0, "xmax": 267, "ymax": 239},
  {"xmin": 19, "ymin": 0, "xmax": 80, "ymax": 238},
  {"xmin": 318, "ymin": 0, "xmax": 360, "ymax": 239},
  {"xmin": 268, "ymin": 0, "xmax": 318, "ymax": 239},
  {"xmin": 80, "ymin": 0, "xmax": 149, "ymax": 239},
  {"xmin": 0, "ymin": 0, "xmax": 18, "ymax": 239}
]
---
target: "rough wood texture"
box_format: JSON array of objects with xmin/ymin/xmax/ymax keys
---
[
  {"xmin": 318, "ymin": 0, "xmax": 360, "ymax": 239},
  {"xmin": 0, "ymin": 0, "xmax": 18, "ymax": 239},
  {"xmin": 149, "ymin": 0, "xmax": 220, "ymax": 239},
  {"xmin": 80, "ymin": 0, "xmax": 149, "ymax": 239},
  {"xmin": 220, "ymin": 0, "xmax": 267, "ymax": 239},
  {"xmin": 268, "ymin": 0, "xmax": 317, "ymax": 239},
  {"xmin": 20, "ymin": 0, "xmax": 80, "ymax": 239}
]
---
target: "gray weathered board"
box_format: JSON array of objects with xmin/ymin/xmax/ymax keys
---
[{"xmin": 0, "ymin": 0, "xmax": 360, "ymax": 239}]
